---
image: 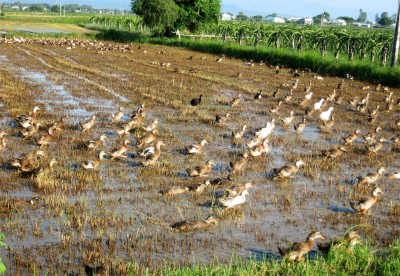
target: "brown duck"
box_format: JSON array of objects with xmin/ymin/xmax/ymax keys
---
[
  {"xmin": 171, "ymin": 216, "xmax": 218, "ymax": 232},
  {"xmin": 350, "ymin": 187, "xmax": 384, "ymax": 214},
  {"xmin": 186, "ymin": 160, "xmax": 215, "ymax": 177},
  {"xmin": 317, "ymin": 231, "xmax": 361, "ymax": 255},
  {"xmin": 278, "ymin": 231, "xmax": 325, "ymax": 262}
]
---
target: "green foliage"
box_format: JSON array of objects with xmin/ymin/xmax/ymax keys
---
[
  {"xmin": 376, "ymin": 12, "xmax": 394, "ymax": 26},
  {"xmin": 0, "ymin": 233, "xmax": 7, "ymax": 274},
  {"xmin": 337, "ymin": 16, "xmax": 354, "ymax": 24},
  {"xmin": 236, "ymin": 12, "xmax": 248, "ymax": 21},
  {"xmin": 313, "ymin": 11, "xmax": 330, "ymax": 24},
  {"xmin": 131, "ymin": 0, "xmax": 221, "ymax": 34},
  {"xmin": 358, "ymin": 9, "xmax": 367, "ymax": 23},
  {"xmin": 29, "ymin": 4, "xmax": 44, "ymax": 12},
  {"xmin": 124, "ymin": 240, "xmax": 400, "ymax": 275}
]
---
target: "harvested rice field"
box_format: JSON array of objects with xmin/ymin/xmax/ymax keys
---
[{"xmin": 0, "ymin": 37, "xmax": 399, "ymax": 274}]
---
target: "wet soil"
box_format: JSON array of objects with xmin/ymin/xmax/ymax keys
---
[{"xmin": 0, "ymin": 38, "xmax": 399, "ymax": 274}]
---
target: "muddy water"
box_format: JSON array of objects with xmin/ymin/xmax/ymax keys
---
[{"xmin": 0, "ymin": 41, "xmax": 399, "ymax": 274}]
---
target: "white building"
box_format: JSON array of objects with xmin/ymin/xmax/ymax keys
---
[
  {"xmin": 297, "ymin": 17, "xmax": 313, "ymax": 25},
  {"xmin": 265, "ymin": 16, "xmax": 285, "ymax": 23},
  {"xmin": 221, "ymin": 13, "xmax": 233, "ymax": 21},
  {"xmin": 331, "ymin": 19, "xmax": 346, "ymax": 26}
]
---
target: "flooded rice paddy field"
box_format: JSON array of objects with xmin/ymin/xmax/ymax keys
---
[{"xmin": 0, "ymin": 38, "xmax": 399, "ymax": 274}]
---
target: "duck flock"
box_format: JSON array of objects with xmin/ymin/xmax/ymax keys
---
[{"xmin": 0, "ymin": 37, "xmax": 399, "ymax": 271}]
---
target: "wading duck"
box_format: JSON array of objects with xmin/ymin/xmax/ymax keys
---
[
  {"xmin": 248, "ymin": 139, "xmax": 270, "ymax": 157},
  {"xmin": 188, "ymin": 180, "xmax": 211, "ymax": 193},
  {"xmin": 319, "ymin": 107, "xmax": 334, "ymax": 122},
  {"xmin": 322, "ymin": 146, "xmax": 347, "ymax": 159},
  {"xmin": 278, "ymin": 231, "xmax": 325, "ymax": 262},
  {"xmin": 320, "ymin": 116, "xmax": 335, "ymax": 132},
  {"xmin": 141, "ymin": 141, "xmax": 165, "ymax": 166},
  {"xmin": 85, "ymin": 134, "xmax": 108, "ymax": 151},
  {"xmin": 185, "ymin": 140, "xmax": 208, "ymax": 154},
  {"xmin": 141, "ymin": 119, "xmax": 159, "ymax": 132},
  {"xmin": 317, "ymin": 231, "xmax": 361, "ymax": 255},
  {"xmin": 186, "ymin": 160, "xmax": 215, "ymax": 177},
  {"xmin": 362, "ymin": 126, "xmax": 382, "ymax": 143},
  {"xmin": 82, "ymin": 151, "xmax": 107, "ymax": 170},
  {"xmin": 230, "ymin": 152, "xmax": 249, "ymax": 174},
  {"xmin": 136, "ymin": 129, "xmax": 158, "ymax": 148},
  {"xmin": 10, "ymin": 150, "xmax": 46, "ymax": 172},
  {"xmin": 255, "ymin": 119, "xmax": 275, "ymax": 139},
  {"xmin": 232, "ymin": 125, "xmax": 247, "ymax": 140},
  {"xmin": 111, "ymin": 106, "xmax": 124, "ymax": 123},
  {"xmin": 110, "ymin": 139, "xmax": 130, "ymax": 160},
  {"xmin": 269, "ymin": 101, "xmax": 282, "ymax": 114},
  {"xmin": 17, "ymin": 106, "xmax": 41, "ymax": 128},
  {"xmin": 342, "ymin": 129, "xmax": 361, "ymax": 145},
  {"xmin": 215, "ymin": 113, "xmax": 230, "ymax": 124},
  {"xmin": 366, "ymin": 138, "xmax": 386, "ymax": 155},
  {"xmin": 160, "ymin": 186, "xmax": 189, "ymax": 196},
  {"xmin": 294, "ymin": 117, "xmax": 306, "ymax": 134},
  {"xmin": 224, "ymin": 182, "xmax": 253, "ymax": 197},
  {"xmin": 171, "ymin": 215, "xmax": 218, "ymax": 232},
  {"xmin": 79, "ymin": 115, "xmax": 96, "ymax": 132},
  {"xmin": 210, "ymin": 174, "xmax": 235, "ymax": 186},
  {"xmin": 350, "ymin": 186, "xmax": 384, "ymax": 215},
  {"xmin": 388, "ymin": 171, "xmax": 400, "ymax": 179},
  {"xmin": 356, "ymin": 167, "xmax": 386, "ymax": 187},
  {"xmin": 190, "ymin": 95, "xmax": 202, "ymax": 106},
  {"xmin": 21, "ymin": 122, "xmax": 41, "ymax": 139},
  {"xmin": 254, "ymin": 90, "xmax": 263, "ymax": 100},
  {"xmin": 0, "ymin": 132, "xmax": 7, "ymax": 151},
  {"xmin": 219, "ymin": 189, "xmax": 249, "ymax": 209},
  {"xmin": 313, "ymin": 99, "xmax": 325, "ymax": 111},
  {"xmin": 273, "ymin": 160, "xmax": 305, "ymax": 180},
  {"xmin": 35, "ymin": 133, "xmax": 54, "ymax": 149},
  {"xmin": 281, "ymin": 111, "xmax": 295, "ymax": 126},
  {"xmin": 230, "ymin": 94, "xmax": 241, "ymax": 107}
]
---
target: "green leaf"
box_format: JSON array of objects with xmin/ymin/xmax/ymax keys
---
[{"xmin": 0, "ymin": 262, "xmax": 5, "ymax": 274}]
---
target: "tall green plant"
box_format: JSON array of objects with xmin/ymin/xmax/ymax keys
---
[{"xmin": 0, "ymin": 233, "xmax": 7, "ymax": 274}]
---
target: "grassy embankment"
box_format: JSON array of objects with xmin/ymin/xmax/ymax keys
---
[{"xmin": 127, "ymin": 240, "xmax": 400, "ymax": 275}]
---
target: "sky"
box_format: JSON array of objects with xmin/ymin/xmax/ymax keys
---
[
  {"xmin": 2, "ymin": 1, "xmax": 397, "ymax": 21},
  {"xmin": 221, "ymin": 0, "xmax": 397, "ymax": 21}
]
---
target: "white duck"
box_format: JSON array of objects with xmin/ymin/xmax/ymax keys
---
[
  {"xmin": 219, "ymin": 189, "xmax": 249, "ymax": 209},
  {"xmin": 256, "ymin": 119, "xmax": 275, "ymax": 139},
  {"xmin": 319, "ymin": 107, "xmax": 334, "ymax": 122},
  {"xmin": 185, "ymin": 140, "xmax": 208, "ymax": 154},
  {"xmin": 314, "ymin": 99, "xmax": 325, "ymax": 111},
  {"xmin": 248, "ymin": 139, "xmax": 270, "ymax": 157}
]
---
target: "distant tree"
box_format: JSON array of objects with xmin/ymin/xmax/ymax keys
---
[
  {"xmin": 313, "ymin": 11, "xmax": 330, "ymax": 24},
  {"xmin": 29, "ymin": 4, "xmax": 44, "ymax": 12},
  {"xmin": 81, "ymin": 5, "xmax": 93, "ymax": 11},
  {"xmin": 236, "ymin": 12, "xmax": 248, "ymax": 21},
  {"xmin": 376, "ymin": 12, "xmax": 394, "ymax": 26},
  {"xmin": 132, "ymin": 0, "xmax": 179, "ymax": 35},
  {"xmin": 131, "ymin": 0, "xmax": 221, "ymax": 34},
  {"xmin": 337, "ymin": 16, "xmax": 354, "ymax": 24},
  {"xmin": 65, "ymin": 4, "xmax": 80, "ymax": 12},
  {"xmin": 269, "ymin": 12, "xmax": 278, "ymax": 17},
  {"xmin": 357, "ymin": 9, "xmax": 367, "ymax": 23},
  {"xmin": 51, "ymin": 5, "xmax": 60, "ymax": 13},
  {"xmin": 252, "ymin": 15, "xmax": 264, "ymax": 21}
]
